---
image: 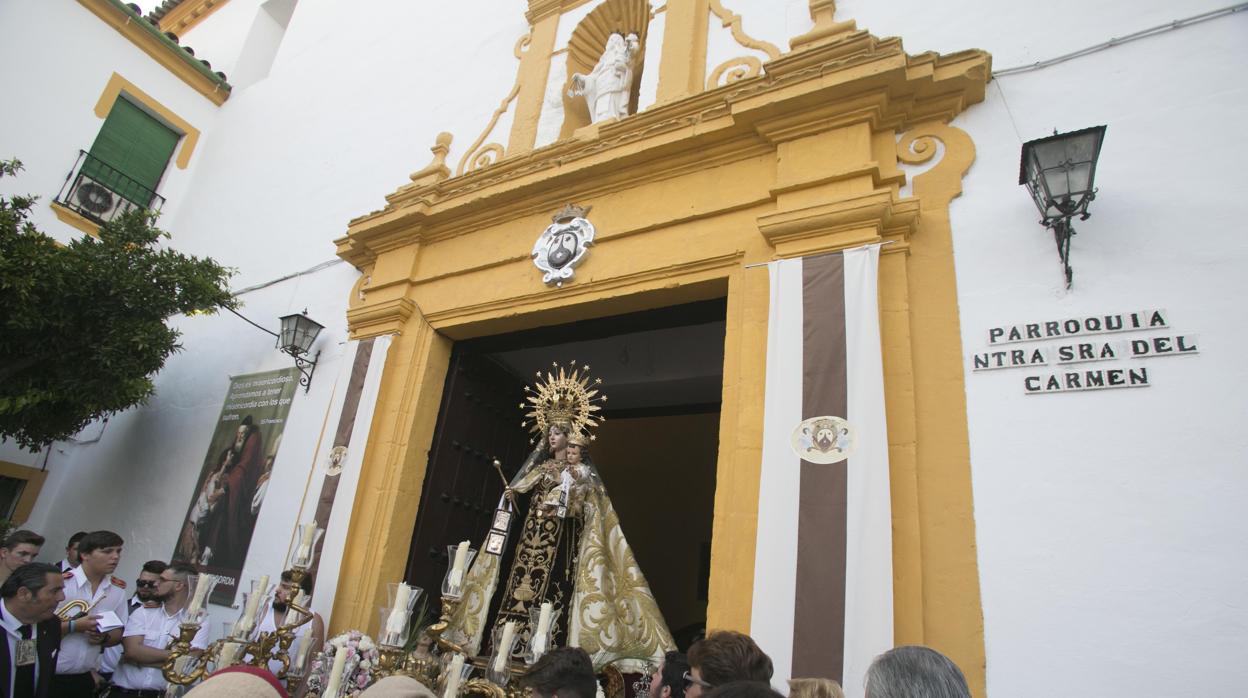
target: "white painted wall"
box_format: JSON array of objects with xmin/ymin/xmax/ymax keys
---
[
  {"xmin": 162, "ymin": 0, "xmax": 529, "ymax": 288},
  {"xmin": 844, "ymin": 2, "xmax": 1248, "ymax": 696},
  {"xmin": 0, "ymin": 0, "xmax": 224, "ymax": 245},
  {"xmin": 173, "ymin": 0, "xmax": 269, "ymax": 83},
  {"xmin": 18, "ymin": 260, "xmax": 371, "ymax": 630}
]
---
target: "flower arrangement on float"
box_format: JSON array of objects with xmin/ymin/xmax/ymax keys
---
[{"xmin": 305, "ymin": 630, "xmax": 381, "ymax": 697}]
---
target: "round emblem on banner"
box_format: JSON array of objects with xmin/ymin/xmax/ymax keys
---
[
  {"xmin": 790, "ymin": 415, "xmax": 854, "ymax": 464},
  {"xmin": 326, "ymin": 445, "xmax": 348, "ymax": 476}
]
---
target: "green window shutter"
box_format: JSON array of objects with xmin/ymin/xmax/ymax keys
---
[{"xmin": 84, "ymin": 98, "xmax": 180, "ymax": 205}]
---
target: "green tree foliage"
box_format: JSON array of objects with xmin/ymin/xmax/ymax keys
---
[{"xmin": 0, "ymin": 159, "xmax": 237, "ymax": 451}]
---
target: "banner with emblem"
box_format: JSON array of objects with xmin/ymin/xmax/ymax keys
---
[
  {"xmin": 750, "ymin": 245, "xmax": 894, "ymax": 698},
  {"xmin": 172, "ymin": 367, "xmax": 300, "ymax": 604}
]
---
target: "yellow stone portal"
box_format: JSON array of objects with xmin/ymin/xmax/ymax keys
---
[{"xmin": 333, "ymin": 2, "xmax": 992, "ymax": 694}]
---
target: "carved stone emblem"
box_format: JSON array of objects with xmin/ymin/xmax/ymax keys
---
[{"xmin": 533, "ymin": 204, "xmax": 595, "ymax": 287}]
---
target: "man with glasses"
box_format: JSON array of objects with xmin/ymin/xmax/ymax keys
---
[
  {"xmin": 111, "ymin": 562, "xmax": 209, "ymax": 697},
  {"xmin": 648, "ymin": 651, "xmax": 690, "ymax": 698},
  {"xmin": 684, "ymin": 631, "xmax": 774, "ymax": 698},
  {"xmin": 99, "ymin": 561, "xmax": 167, "ymax": 685}
]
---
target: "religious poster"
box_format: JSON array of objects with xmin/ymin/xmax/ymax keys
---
[{"xmin": 173, "ymin": 367, "xmax": 300, "ymax": 604}]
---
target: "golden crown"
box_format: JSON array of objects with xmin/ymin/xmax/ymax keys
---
[
  {"xmin": 567, "ymin": 432, "xmax": 590, "ymax": 447},
  {"xmin": 520, "ymin": 360, "xmax": 606, "ymax": 444}
]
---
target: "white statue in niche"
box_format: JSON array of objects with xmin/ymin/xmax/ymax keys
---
[{"xmin": 569, "ymin": 32, "xmax": 641, "ymax": 123}]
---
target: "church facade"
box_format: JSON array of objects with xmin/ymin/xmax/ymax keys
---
[{"xmin": 1, "ymin": 1, "xmax": 1245, "ymax": 697}]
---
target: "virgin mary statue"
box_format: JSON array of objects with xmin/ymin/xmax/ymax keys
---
[{"xmin": 443, "ymin": 362, "xmax": 674, "ymax": 673}]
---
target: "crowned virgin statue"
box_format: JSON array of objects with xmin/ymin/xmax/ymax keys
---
[{"xmin": 443, "ymin": 362, "xmax": 674, "ymax": 673}]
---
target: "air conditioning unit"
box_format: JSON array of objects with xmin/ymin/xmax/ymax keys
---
[{"xmin": 68, "ymin": 175, "xmax": 140, "ymax": 221}]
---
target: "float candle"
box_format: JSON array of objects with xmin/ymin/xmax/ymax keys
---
[
  {"xmin": 384, "ymin": 582, "xmax": 411, "ymax": 642},
  {"xmin": 296, "ymin": 522, "xmax": 317, "ymax": 562},
  {"xmin": 325, "ymin": 646, "xmax": 349, "ymax": 697},
  {"xmin": 448, "ymin": 540, "xmax": 469, "ymax": 591},
  {"xmin": 493, "ymin": 621, "xmax": 516, "ymax": 672},
  {"xmin": 532, "ymin": 602, "xmax": 552, "ymax": 655},
  {"xmin": 186, "ymin": 573, "xmax": 210, "ymax": 618},
  {"xmin": 444, "ymin": 653, "xmax": 466, "ymax": 698}
]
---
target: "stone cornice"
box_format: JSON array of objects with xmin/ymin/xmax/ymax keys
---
[{"xmin": 338, "ymin": 35, "xmax": 989, "ymax": 270}]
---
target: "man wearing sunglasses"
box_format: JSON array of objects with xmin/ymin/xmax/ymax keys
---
[
  {"xmin": 98, "ymin": 561, "xmax": 167, "ymax": 685},
  {"xmin": 684, "ymin": 631, "xmax": 774, "ymax": 698}
]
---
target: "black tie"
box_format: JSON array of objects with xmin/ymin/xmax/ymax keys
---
[{"xmin": 14, "ymin": 624, "xmax": 34, "ymax": 698}]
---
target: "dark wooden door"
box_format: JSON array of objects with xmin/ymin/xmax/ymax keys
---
[{"xmin": 404, "ymin": 349, "xmax": 531, "ymax": 601}]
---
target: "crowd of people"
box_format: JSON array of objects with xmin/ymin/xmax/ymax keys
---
[
  {"xmin": 0, "ymin": 526, "xmax": 970, "ymax": 698},
  {"xmin": 0, "ymin": 528, "xmax": 323, "ymax": 698}
]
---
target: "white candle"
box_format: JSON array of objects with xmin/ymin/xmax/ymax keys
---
[
  {"xmin": 324, "ymin": 647, "xmax": 349, "ymax": 697},
  {"xmin": 296, "ymin": 522, "xmax": 317, "ymax": 563},
  {"xmin": 493, "ymin": 621, "xmax": 516, "ymax": 672},
  {"xmin": 448, "ymin": 540, "xmax": 469, "ymax": 591},
  {"xmin": 532, "ymin": 602, "xmax": 552, "ymax": 656},
  {"xmin": 283, "ymin": 590, "xmax": 307, "ymax": 627},
  {"xmin": 218, "ymin": 641, "xmax": 241, "ymax": 667},
  {"xmin": 238, "ymin": 576, "xmax": 270, "ymax": 636},
  {"xmin": 444, "ymin": 653, "xmax": 466, "ymax": 698},
  {"xmin": 293, "ymin": 631, "xmax": 314, "ymax": 673},
  {"xmin": 384, "ymin": 582, "xmax": 411, "ymax": 643},
  {"xmin": 186, "ymin": 573, "xmax": 210, "ymax": 618}
]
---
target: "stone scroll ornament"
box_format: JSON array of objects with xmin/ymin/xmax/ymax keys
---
[
  {"xmin": 532, "ymin": 204, "xmax": 595, "ymax": 287},
  {"xmin": 790, "ymin": 415, "xmax": 855, "ymax": 464}
]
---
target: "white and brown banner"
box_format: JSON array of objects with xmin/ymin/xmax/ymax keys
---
[{"xmin": 751, "ymin": 246, "xmax": 893, "ymax": 696}]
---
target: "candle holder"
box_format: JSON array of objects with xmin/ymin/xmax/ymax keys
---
[
  {"xmin": 290, "ymin": 523, "xmax": 325, "ymax": 570},
  {"xmin": 162, "ymin": 619, "xmax": 211, "ymax": 686},
  {"xmin": 486, "ymin": 622, "xmax": 521, "ymax": 686},
  {"xmin": 378, "ymin": 583, "xmax": 424, "ymax": 648},
  {"xmin": 442, "ymin": 544, "xmax": 477, "ymax": 598},
  {"xmin": 429, "ymin": 595, "xmax": 470, "ymax": 657},
  {"xmin": 440, "ymin": 653, "xmax": 473, "ymax": 698},
  {"xmin": 243, "ymin": 593, "xmax": 315, "ymax": 679},
  {"xmin": 525, "ymin": 605, "xmax": 561, "ymax": 665},
  {"xmin": 230, "ymin": 577, "xmax": 274, "ymax": 640},
  {"xmin": 216, "ymin": 638, "xmax": 247, "ymax": 669}
]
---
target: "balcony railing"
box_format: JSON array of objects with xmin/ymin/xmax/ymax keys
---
[{"xmin": 54, "ymin": 150, "xmax": 166, "ymax": 225}]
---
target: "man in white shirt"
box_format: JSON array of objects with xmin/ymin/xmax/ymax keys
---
[
  {"xmin": 53, "ymin": 530, "xmax": 128, "ymax": 698},
  {"xmin": 58, "ymin": 532, "xmax": 87, "ymax": 574},
  {"xmin": 99, "ymin": 561, "xmax": 167, "ymax": 685},
  {"xmin": 253, "ymin": 569, "xmax": 325, "ymax": 680},
  {"xmin": 113, "ymin": 562, "xmax": 209, "ymax": 697}
]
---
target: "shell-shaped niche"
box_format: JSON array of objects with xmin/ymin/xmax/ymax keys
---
[{"xmin": 559, "ymin": 0, "xmax": 652, "ymax": 139}]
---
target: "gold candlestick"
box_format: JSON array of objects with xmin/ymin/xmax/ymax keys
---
[{"xmin": 162, "ymin": 622, "xmax": 211, "ymax": 686}]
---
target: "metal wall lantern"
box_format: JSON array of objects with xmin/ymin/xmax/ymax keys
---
[
  {"xmin": 1019, "ymin": 125, "xmax": 1107, "ymax": 288},
  {"xmin": 278, "ymin": 311, "xmax": 324, "ymax": 392}
]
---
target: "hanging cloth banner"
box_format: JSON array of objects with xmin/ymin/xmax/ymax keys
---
[
  {"xmin": 173, "ymin": 367, "xmax": 301, "ymax": 605},
  {"xmin": 750, "ymin": 246, "xmax": 894, "ymax": 698}
]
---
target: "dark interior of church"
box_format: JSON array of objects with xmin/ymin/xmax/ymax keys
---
[{"xmin": 405, "ymin": 299, "xmax": 726, "ymax": 650}]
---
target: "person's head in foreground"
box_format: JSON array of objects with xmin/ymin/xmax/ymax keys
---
[
  {"xmin": 788, "ymin": 677, "xmax": 845, "ymax": 698},
  {"xmin": 685, "ymin": 630, "xmax": 774, "ymax": 698},
  {"xmin": 864, "ymin": 646, "xmax": 970, "ymax": 698},
  {"xmin": 520, "ymin": 647, "xmax": 598, "ymax": 698},
  {"xmin": 703, "ymin": 681, "xmax": 785, "ymax": 698}
]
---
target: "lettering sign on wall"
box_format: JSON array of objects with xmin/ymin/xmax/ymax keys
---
[{"xmin": 968, "ymin": 309, "xmax": 1199, "ymax": 394}]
